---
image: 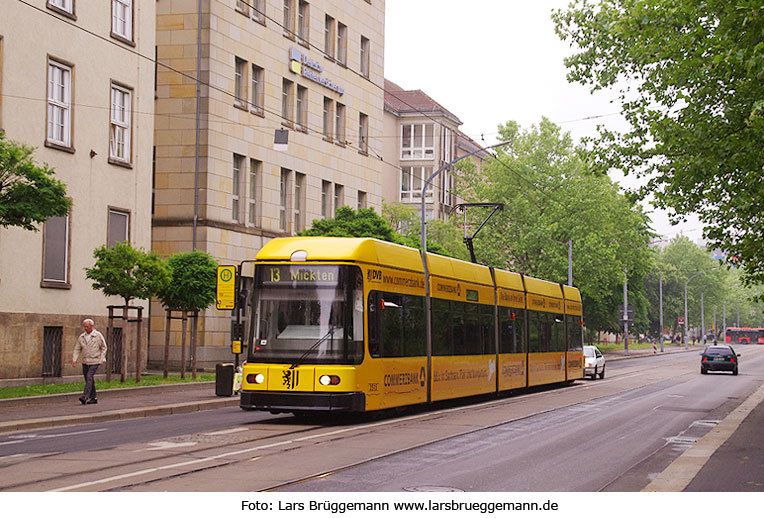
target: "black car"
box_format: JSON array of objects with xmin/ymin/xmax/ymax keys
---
[{"xmin": 701, "ymin": 345, "xmax": 740, "ymax": 375}]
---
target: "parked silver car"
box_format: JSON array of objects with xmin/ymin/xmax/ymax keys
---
[{"xmin": 583, "ymin": 345, "xmax": 606, "ymax": 379}]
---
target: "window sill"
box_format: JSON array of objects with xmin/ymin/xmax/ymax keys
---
[
  {"xmin": 108, "ymin": 157, "xmax": 133, "ymax": 169},
  {"xmin": 46, "ymin": 3, "xmax": 77, "ymax": 21},
  {"xmin": 298, "ymin": 39, "xmax": 310, "ymax": 49},
  {"xmin": 283, "ymin": 32, "xmax": 296, "ymax": 41},
  {"xmin": 358, "ymin": 150, "xmax": 369, "ymax": 156},
  {"xmin": 250, "ymin": 107, "xmax": 265, "ymax": 118},
  {"xmin": 41, "ymin": 280, "xmax": 71, "ymax": 290},
  {"xmin": 45, "ymin": 141, "xmax": 75, "ymax": 154},
  {"xmin": 297, "ymin": 126, "xmax": 308, "ymax": 134},
  {"xmin": 253, "ymin": 16, "xmax": 266, "ymax": 27},
  {"xmin": 234, "ymin": 101, "xmax": 248, "ymax": 112},
  {"xmin": 334, "ymin": 140, "xmax": 346, "ymax": 148},
  {"xmin": 110, "ymin": 32, "xmax": 136, "ymax": 48},
  {"xmin": 323, "ymin": 136, "xmax": 334, "ymax": 143},
  {"xmin": 281, "ymin": 121, "xmax": 294, "ymax": 129}
]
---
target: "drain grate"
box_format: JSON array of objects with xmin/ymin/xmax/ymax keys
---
[
  {"xmin": 666, "ymin": 436, "xmax": 700, "ymax": 445},
  {"xmin": 404, "ymin": 486, "xmax": 464, "ymax": 492}
]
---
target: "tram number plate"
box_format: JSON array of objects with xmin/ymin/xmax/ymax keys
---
[{"xmin": 368, "ymin": 383, "xmax": 379, "ymax": 392}]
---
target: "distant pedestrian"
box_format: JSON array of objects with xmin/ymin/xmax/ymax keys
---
[{"xmin": 72, "ymin": 319, "xmax": 107, "ymax": 405}]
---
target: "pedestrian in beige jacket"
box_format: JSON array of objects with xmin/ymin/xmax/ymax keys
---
[{"xmin": 72, "ymin": 319, "xmax": 107, "ymax": 405}]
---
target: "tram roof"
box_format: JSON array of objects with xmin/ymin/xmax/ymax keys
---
[{"xmin": 256, "ymin": 237, "xmax": 579, "ymax": 298}]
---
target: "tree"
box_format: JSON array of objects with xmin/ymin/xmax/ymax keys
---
[
  {"xmin": 553, "ymin": 0, "xmax": 764, "ymax": 296},
  {"xmin": 157, "ymin": 251, "xmax": 218, "ymax": 313},
  {"xmin": 644, "ymin": 237, "xmax": 728, "ymax": 339},
  {"xmin": 300, "ymin": 205, "xmax": 453, "ymax": 256},
  {"xmin": 0, "ymin": 132, "xmax": 71, "ymax": 230},
  {"xmin": 299, "ymin": 206, "xmax": 401, "ymax": 242},
  {"xmin": 382, "ymin": 201, "xmax": 469, "ymax": 261},
  {"xmin": 156, "ymin": 251, "xmax": 218, "ymax": 379},
  {"xmin": 85, "ymin": 241, "xmax": 171, "ymax": 307},
  {"xmin": 455, "ymin": 118, "xmax": 654, "ymax": 336}
]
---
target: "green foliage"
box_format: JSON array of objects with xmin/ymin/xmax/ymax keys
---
[
  {"xmin": 299, "ymin": 206, "xmax": 401, "ymax": 242},
  {"xmin": 454, "ymin": 118, "xmax": 654, "ymax": 334},
  {"xmin": 382, "ymin": 201, "xmax": 469, "ymax": 260},
  {"xmin": 157, "ymin": 251, "xmax": 218, "ymax": 312},
  {"xmin": 644, "ymin": 237, "xmax": 728, "ymax": 337},
  {"xmin": 85, "ymin": 241, "xmax": 171, "ymax": 306},
  {"xmin": 0, "ymin": 132, "xmax": 71, "ymax": 230},
  {"xmin": 553, "ymin": 0, "xmax": 764, "ymax": 296}
]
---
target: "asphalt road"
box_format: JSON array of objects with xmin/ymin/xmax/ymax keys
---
[{"xmin": 1, "ymin": 345, "xmax": 762, "ymax": 492}]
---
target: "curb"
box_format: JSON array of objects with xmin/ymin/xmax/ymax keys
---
[
  {"xmin": 603, "ymin": 345, "xmax": 702, "ymax": 362},
  {"xmin": 0, "ymin": 395, "xmax": 241, "ymax": 434}
]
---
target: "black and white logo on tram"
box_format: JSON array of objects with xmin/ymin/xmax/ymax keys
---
[{"xmin": 282, "ymin": 369, "xmax": 299, "ymax": 389}]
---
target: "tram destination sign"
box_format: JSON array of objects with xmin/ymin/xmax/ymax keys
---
[{"xmin": 262, "ymin": 265, "xmax": 341, "ymax": 286}]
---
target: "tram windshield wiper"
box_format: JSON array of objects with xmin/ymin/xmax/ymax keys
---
[{"xmin": 289, "ymin": 326, "xmax": 336, "ymax": 369}]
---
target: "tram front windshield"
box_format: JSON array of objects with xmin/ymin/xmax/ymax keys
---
[{"xmin": 248, "ymin": 264, "xmax": 363, "ymax": 365}]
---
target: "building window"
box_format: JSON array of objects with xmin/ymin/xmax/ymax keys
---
[
  {"xmin": 298, "ymin": 1, "xmax": 309, "ymax": 45},
  {"xmin": 248, "ymin": 159, "xmax": 261, "ymax": 226},
  {"xmin": 440, "ymin": 169, "xmax": 453, "ymax": 206},
  {"xmin": 108, "ymin": 209, "xmax": 130, "ymax": 247},
  {"xmin": 234, "ymin": 57, "xmax": 247, "ymax": 107},
  {"xmin": 360, "ymin": 36, "xmax": 370, "ymax": 78},
  {"xmin": 281, "ymin": 78, "xmax": 294, "ymax": 124},
  {"xmin": 334, "ymin": 184, "xmax": 344, "ymax": 216},
  {"xmin": 335, "ymin": 102, "xmax": 345, "ymax": 144},
  {"xmin": 337, "ymin": 22, "xmax": 347, "ymax": 66},
  {"xmin": 283, "ymin": 0, "xmax": 295, "ymax": 37},
  {"xmin": 236, "ymin": 0, "xmax": 248, "ymax": 15},
  {"xmin": 109, "ymin": 83, "xmax": 132, "ymax": 164},
  {"xmin": 321, "ymin": 180, "xmax": 331, "ymax": 218},
  {"xmin": 48, "ymin": 0, "xmax": 74, "ymax": 16},
  {"xmin": 232, "ymin": 154, "xmax": 244, "ymax": 222},
  {"xmin": 112, "ymin": 0, "xmax": 133, "ymax": 42},
  {"xmin": 251, "ymin": 64, "xmax": 264, "ymax": 114},
  {"xmin": 294, "ymin": 172, "xmax": 305, "ymax": 232},
  {"xmin": 47, "ymin": 60, "xmax": 72, "ymax": 148},
  {"xmin": 441, "ymin": 127, "xmax": 453, "ymax": 163},
  {"xmin": 252, "ymin": 0, "xmax": 266, "ymax": 24},
  {"xmin": 357, "ymin": 191, "xmax": 367, "ymax": 209},
  {"xmin": 323, "ymin": 97, "xmax": 333, "ymax": 139},
  {"xmin": 42, "ymin": 215, "xmax": 69, "ymax": 284},
  {"xmin": 401, "ymin": 123, "xmax": 434, "ymax": 160},
  {"xmin": 359, "ymin": 112, "xmax": 369, "ymax": 154},
  {"xmin": 324, "ymin": 15, "xmax": 335, "ymax": 58},
  {"xmin": 280, "ymin": 168, "xmax": 291, "ymax": 232},
  {"xmin": 296, "ymin": 85, "xmax": 307, "ymax": 130},
  {"xmin": 400, "ymin": 166, "xmax": 433, "ymax": 202}
]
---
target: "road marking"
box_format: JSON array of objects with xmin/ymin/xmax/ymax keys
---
[
  {"xmin": 144, "ymin": 441, "xmax": 198, "ymax": 451},
  {"xmin": 8, "ymin": 428, "xmax": 108, "ymax": 440},
  {"xmin": 0, "ymin": 441, "xmax": 25, "ymax": 447},
  {"xmin": 203, "ymin": 427, "xmax": 248, "ymax": 436}
]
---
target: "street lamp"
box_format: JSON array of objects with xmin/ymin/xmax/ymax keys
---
[
  {"xmin": 684, "ymin": 267, "xmax": 719, "ymax": 348},
  {"xmin": 420, "ymin": 139, "xmax": 510, "ymax": 403}
]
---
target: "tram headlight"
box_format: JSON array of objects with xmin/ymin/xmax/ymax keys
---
[
  {"xmin": 319, "ymin": 375, "xmax": 341, "ymax": 386},
  {"xmin": 247, "ymin": 373, "xmax": 265, "ymax": 384}
]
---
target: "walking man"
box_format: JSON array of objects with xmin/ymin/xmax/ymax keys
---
[{"xmin": 72, "ymin": 319, "xmax": 108, "ymax": 405}]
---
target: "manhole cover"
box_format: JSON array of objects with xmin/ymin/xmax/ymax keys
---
[{"xmin": 404, "ymin": 486, "xmax": 464, "ymax": 492}]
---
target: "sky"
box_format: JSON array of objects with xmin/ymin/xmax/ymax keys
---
[{"xmin": 384, "ymin": 0, "xmax": 704, "ymax": 244}]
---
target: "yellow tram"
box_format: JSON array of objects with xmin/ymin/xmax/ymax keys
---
[{"xmin": 240, "ymin": 237, "xmax": 583, "ymax": 413}]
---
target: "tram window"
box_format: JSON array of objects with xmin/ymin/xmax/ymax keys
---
[
  {"xmin": 480, "ymin": 304, "xmax": 495, "ymax": 354},
  {"xmin": 380, "ymin": 293, "xmax": 405, "ymax": 357},
  {"xmin": 432, "ymin": 298, "xmax": 452, "ymax": 356},
  {"xmin": 551, "ymin": 314, "xmax": 566, "ymax": 352},
  {"xmin": 500, "ymin": 308, "xmax": 525, "ymax": 354},
  {"xmin": 463, "ymin": 303, "xmax": 481, "ymax": 354},
  {"xmin": 402, "ymin": 295, "xmax": 426, "ymax": 356},
  {"xmin": 368, "ymin": 292, "xmax": 381, "ymax": 357},
  {"xmin": 528, "ymin": 311, "xmax": 543, "ymax": 353},
  {"xmin": 451, "ymin": 302, "xmax": 467, "ymax": 354},
  {"xmin": 566, "ymin": 315, "xmax": 583, "ymax": 351}
]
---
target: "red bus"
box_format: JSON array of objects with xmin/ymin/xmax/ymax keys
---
[{"xmin": 725, "ymin": 327, "xmax": 764, "ymax": 344}]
